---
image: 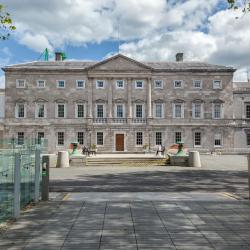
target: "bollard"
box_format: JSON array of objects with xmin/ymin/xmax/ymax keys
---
[
  {"xmin": 14, "ymin": 153, "xmax": 21, "ymax": 219},
  {"xmin": 41, "ymin": 155, "xmax": 50, "ymax": 201},
  {"xmin": 248, "ymin": 154, "xmax": 250, "ymax": 199},
  {"xmin": 189, "ymin": 151, "xmax": 201, "ymax": 168},
  {"xmin": 56, "ymin": 151, "xmax": 70, "ymax": 168}
]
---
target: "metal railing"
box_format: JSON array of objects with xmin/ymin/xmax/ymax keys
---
[{"xmin": 0, "ymin": 139, "xmax": 47, "ymax": 222}]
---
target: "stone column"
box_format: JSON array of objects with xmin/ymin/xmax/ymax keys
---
[
  {"xmin": 127, "ymin": 78, "xmax": 132, "ymax": 118},
  {"xmin": 147, "ymin": 78, "xmax": 152, "ymax": 118},
  {"xmin": 108, "ymin": 78, "xmax": 113, "ymax": 118},
  {"xmin": 87, "ymin": 78, "xmax": 93, "ymax": 118}
]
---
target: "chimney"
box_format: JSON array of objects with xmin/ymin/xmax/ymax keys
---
[
  {"xmin": 176, "ymin": 53, "xmax": 184, "ymax": 62},
  {"xmin": 55, "ymin": 52, "xmax": 62, "ymax": 61}
]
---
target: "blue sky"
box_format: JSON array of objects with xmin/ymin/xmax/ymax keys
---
[{"xmin": 1, "ymin": 0, "xmax": 250, "ymax": 87}]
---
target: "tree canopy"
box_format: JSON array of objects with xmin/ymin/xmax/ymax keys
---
[
  {"xmin": 0, "ymin": 4, "xmax": 16, "ymax": 40},
  {"xmin": 227, "ymin": 0, "xmax": 250, "ymax": 13}
]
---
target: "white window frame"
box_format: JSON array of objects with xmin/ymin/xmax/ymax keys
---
[
  {"xmin": 213, "ymin": 80, "xmax": 222, "ymax": 89},
  {"xmin": 57, "ymin": 131, "xmax": 65, "ymax": 146},
  {"xmin": 175, "ymin": 131, "xmax": 182, "ymax": 144},
  {"xmin": 193, "ymin": 80, "xmax": 202, "ymax": 89},
  {"xmin": 96, "ymin": 132, "xmax": 104, "ymax": 146},
  {"xmin": 75, "ymin": 103, "xmax": 85, "ymax": 118},
  {"xmin": 36, "ymin": 80, "xmax": 46, "ymax": 88},
  {"xmin": 155, "ymin": 132, "xmax": 162, "ymax": 146},
  {"xmin": 77, "ymin": 131, "xmax": 84, "ymax": 145},
  {"xmin": 214, "ymin": 132, "xmax": 223, "ymax": 147},
  {"xmin": 96, "ymin": 80, "xmax": 105, "ymax": 89},
  {"xmin": 15, "ymin": 103, "xmax": 26, "ymax": 118},
  {"xmin": 136, "ymin": 132, "xmax": 143, "ymax": 146},
  {"xmin": 56, "ymin": 103, "xmax": 66, "ymax": 118},
  {"xmin": 212, "ymin": 102, "xmax": 223, "ymax": 119},
  {"xmin": 16, "ymin": 79, "xmax": 26, "ymax": 88},
  {"xmin": 116, "ymin": 80, "xmax": 124, "ymax": 89},
  {"xmin": 192, "ymin": 102, "xmax": 203, "ymax": 119},
  {"xmin": 96, "ymin": 104, "xmax": 105, "ymax": 118},
  {"xmin": 154, "ymin": 80, "xmax": 163, "ymax": 89},
  {"xmin": 194, "ymin": 131, "xmax": 202, "ymax": 147},
  {"xmin": 57, "ymin": 80, "xmax": 65, "ymax": 89},
  {"xmin": 134, "ymin": 104, "xmax": 145, "ymax": 118},
  {"xmin": 35, "ymin": 103, "xmax": 47, "ymax": 118},
  {"xmin": 115, "ymin": 104, "xmax": 125, "ymax": 118},
  {"xmin": 173, "ymin": 103, "xmax": 184, "ymax": 119},
  {"xmin": 76, "ymin": 80, "xmax": 85, "ymax": 89},
  {"xmin": 154, "ymin": 103, "xmax": 164, "ymax": 119},
  {"xmin": 135, "ymin": 80, "xmax": 144, "ymax": 89},
  {"xmin": 173, "ymin": 80, "xmax": 183, "ymax": 89}
]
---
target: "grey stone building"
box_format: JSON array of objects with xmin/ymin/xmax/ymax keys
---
[{"xmin": 2, "ymin": 53, "xmax": 245, "ymax": 153}]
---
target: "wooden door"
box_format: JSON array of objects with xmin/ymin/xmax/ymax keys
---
[{"xmin": 116, "ymin": 134, "xmax": 124, "ymax": 151}]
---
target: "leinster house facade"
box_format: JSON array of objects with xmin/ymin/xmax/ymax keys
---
[{"xmin": 2, "ymin": 53, "xmax": 249, "ymax": 153}]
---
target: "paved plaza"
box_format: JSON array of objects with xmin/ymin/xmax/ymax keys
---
[{"xmin": 0, "ymin": 154, "xmax": 250, "ymax": 249}]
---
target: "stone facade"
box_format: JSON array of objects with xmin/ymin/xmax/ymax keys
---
[{"xmin": 2, "ymin": 54, "xmax": 244, "ymax": 153}]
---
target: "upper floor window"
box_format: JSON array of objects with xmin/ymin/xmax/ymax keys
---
[
  {"xmin": 116, "ymin": 104, "xmax": 124, "ymax": 118},
  {"xmin": 76, "ymin": 104, "xmax": 85, "ymax": 118},
  {"xmin": 154, "ymin": 80, "xmax": 163, "ymax": 89},
  {"xmin": 135, "ymin": 104, "xmax": 143, "ymax": 118},
  {"xmin": 37, "ymin": 80, "xmax": 45, "ymax": 88},
  {"xmin": 36, "ymin": 103, "xmax": 46, "ymax": 118},
  {"xmin": 192, "ymin": 102, "xmax": 203, "ymax": 119},
  {"xmin": 16, "ymin": 79, "xmax": 25, "ymax": 88},
  {"xmin": 15, "ymin": 103, "xmax": 25, "ymax": 118},
  {"xmin": 135, "ymin": 80, "xmax": 144, "ymax": 89},
  {"xmin": 57, "ymin": 80, "xmax": 65, "ymax": 88},
  {"xmin": 76, "ymin": 80, "xmax": 85, "ymax": 89},
  {"xmin": 214, "ymin": 132, "xmax": 222, "ymax": 146},
  {"xmin": 213, "ymin": 80, "xmax": 222, "ymax": 89},
  {"xmin": 213, "ymin": 103, "xmax": 222, "ymax": 119},
  {"xmin": 116, "ymin": 80, "xmax": 124, "ymax": 89},
  {"xmin": 96, "ymin": 80, "xmax": 104, "ymax": 89},
  {"xmin": 96, "ymin": 132, "xmax": 104, "ymax": 145},
  {"xmin": 174, "ymin": 80, "xmax": 183, "ymax": 89},
  {"xmin": 173, "ymin": 102, "xmax": 184, "ymax": 118},
  {"xmin": 193, "ymin": 80, "xmax": 202, "ymax": 89},
  {"xmin": 96, "ymin": 104, "xmax": 104, "ymax": 118},
  {"xmin": 245, "ymin": 103, "xmax": 250, "ymax": 119},
  {"xmin": 155, "ymin": 103, "xmax": 163, "ymax": 118},
  {"xmin": 57, "ymin": 104, "xmax": 66, "ymax": 118}
]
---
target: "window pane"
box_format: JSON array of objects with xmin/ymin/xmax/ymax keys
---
[
  {"xmin": 17, "ymin": 80, "xmax": 25, "ymax": 87},
  {"xmin": 136, "ymin": 105, "xmax": 143, "ymax": 118},
  {"xmin": 136, "ymin": 81, "xmax": 143, "ymax": 88},
  {"xmin": 77, "ymin": 104, "xmax": 84, "ymax": 117},
  {"xmin": 155, "ymin": 80, "xmax": 162, "ymax": 88},
  {"xmin": 175, "ymin": 104, "xmax": 182, "ymax": 118},
  {"xmin": 37, "ymin": 132, "xmax": 44, "ymax": 144},
  {"xmin": 193, "ymin": 80, "xmax": 201, "ymax": 88},
  {"xmin": 175, "ymin": 132, "xmax": 182, "ymax": 143},
  {"xmin": 97, "ymin": 132, "xmax": 103, "ymax": 145},
  {"xmin": 97, "ymin": 81, "xmax": 104, "ymax": 88},
  {"xmin": 247, "ymin": 134, "xmax": 250, "ymax": 146},
  {"xmin": 155, "ymin": 132, "xmax": 162, "ymax": 145},
  {"xmin": 77, "ymin": 132, "xmax": 84, "ymax": 145},
  {"xmin": 246, "ymin": 105, "xmax": 250, "ymax": 118},
  {"xmin": 38, "ymin": 104, "xmax": 45, "ymax": 118},
  {"xmin": 117, "ymin": 80, "xmax": 124, "ymax": 88},
  {"xmin": 116, "ymin": 105, "xmax": 123, "ymax": 118},
  {"xmin": 17, "ymin": 132, "xmax": 24, "ymax": 145},
  {"xmin": 97, "ymin": 105, "xmax": 104, "ymax": 118},
  {"xmin": 214, "ymin": 133, "xmax": 222, "ymax": 146},
  {"xmin": 214, "ymin": 103, "xmax": 221, "ymax": 118},
  {"xmin": 194, "ymin": 132, "xmax": 201, "ymax": 146},
  {"xmin": 37, "ymin": 80, "xmax": 45, "ymax": 88},
  {"xmin": 194, "ymin": 103, "xmax": 201, "ymax": 118},
  {"xmin": 58, "ymin": 104, "xmax": 65, "ymax": 117},
  {"xmin": 57, "ymin": 132, "xmax": 64, "ymax": 145},
  {"xmin": 136, "ymin": 132, "xmax": 143, "ymax": 145},
  {"xmin": 58, "ymin": 80, "xmax": 65, "ymax": 88},
  {"xmin": 18, "ymin": 104, "xmax": 25, "ymax": 118},
  {"xmin": 155, "ymin": 104, "xmax": 162, "ymax": 118},
  {"xmin": 174, "ymin": 80, "xmax": 182, "ymax": 88},
  {"xmin": 77, "ymin": 81, "xmax": 84, "ymax": 88}
]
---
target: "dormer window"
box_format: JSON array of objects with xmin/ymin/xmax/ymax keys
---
[
  {"xmin": 135, "ymin": 80, "xmax": 144, "ymax": 89},
  {"xmin": 57, "ymin": 80, "xmax": 65, "ymax": 88},
  {"xmin": 174, "ymin": 80, "xmax": 183, "ymax": 88},
  {"xmin": 16, "ymin": 79, "xmax": 25, "ymax": 88},
  {"xmin": 96, "ymin": 80, "xmax": 104, "ymax": 89}
]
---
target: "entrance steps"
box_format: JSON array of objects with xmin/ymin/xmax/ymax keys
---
[{"xmin": 85, "ymin": 156, "xmax": 168, "ymax": 167}]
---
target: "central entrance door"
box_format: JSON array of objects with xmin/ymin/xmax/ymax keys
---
[{"xmin": 116, "ymin": 134, "xmax": 124, "ymax": 151}]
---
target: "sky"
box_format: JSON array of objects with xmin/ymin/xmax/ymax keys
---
[{"xmin": 0, "ymin": 0, "xmax": 250, "ymax": 88}]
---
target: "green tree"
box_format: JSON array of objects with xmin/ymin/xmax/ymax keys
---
[
  {"xmin": 0, "ymin": 4, "xmax": 16, "ymax": 40},
  {"xmin": 227, "ymin": 0, "xmax": 250, "ymax": 13}
]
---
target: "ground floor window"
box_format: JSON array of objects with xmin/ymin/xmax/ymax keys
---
[
  {"xmin": 17, "ymin": 132, "xmax": 24, "ymax": 145},
  {"xmin": 57, "ymin": 132, "xmax": 64, "ymax": 146},
  {"xmin": 97, "ymin": 132, "xmax": 103, "ymax": 145},
  {"xmin": 136, "ymin": 132, "xmax": 143, "ymax": 145},
  {"xmin": 214, "ymin": 133, "xmax": 222, "ymax": 146},
  {"xmin": 155, "ymin": 132, "xmax": 162, "ymax": 145},
  {"xmin": 175, "ymin": 132, "xmax": 182, "ymax": 143},
  {"xmin": 77, "ymin": 132, "xmax": 84, "ymax": 145},
  {"xmin": 37, "ymin": 132, "xmax": 44, "ymax": 144},
  {"xmin": 194, "ymin": 132, "xmax": 201, "ymax": 146},
  {"xmin": 247, "ymin": 133, "xmax": 250, "ymax": 146}
]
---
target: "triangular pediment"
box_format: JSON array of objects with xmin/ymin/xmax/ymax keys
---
[{"xmin": 87, "ymin": 54, "xmax": 152, "ymax": 72}]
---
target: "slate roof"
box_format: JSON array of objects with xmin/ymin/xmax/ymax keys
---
[{"xmin": 2, "ymin": 55, "xmax": 235, "ymax": 72}]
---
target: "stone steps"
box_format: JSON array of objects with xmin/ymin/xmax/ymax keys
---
[{"xmin": 85, "ymin": 157, "xmax": 168, "ymax": 167}]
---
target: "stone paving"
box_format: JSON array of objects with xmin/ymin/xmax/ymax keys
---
[{"xmin": 1, "ymin": 192, "xmax": 250, "ymax": 250}]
